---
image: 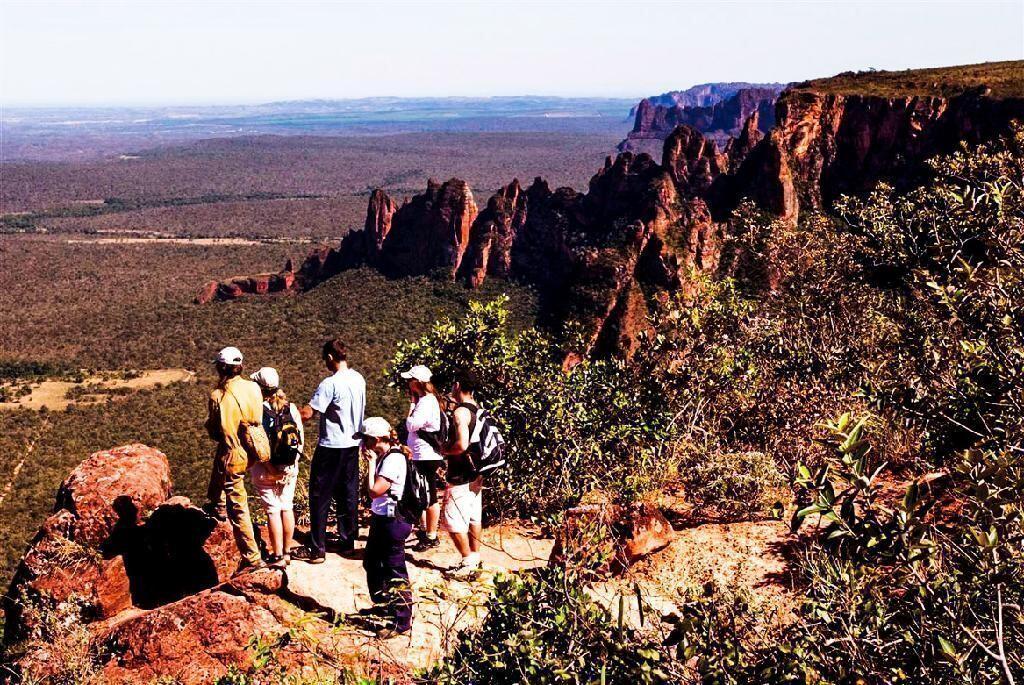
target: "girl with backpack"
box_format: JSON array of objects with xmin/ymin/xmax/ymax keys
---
[
  {"xmin": 250, "ymin": 367, "xmax": 305, "ymax": 569},
  {"xmin": 400, "ymin": 365, "xmax": 444, "ymax": 552},
  {"xmin": 356, "ymin": 416, "xmax": 414, "ymax": 638}
]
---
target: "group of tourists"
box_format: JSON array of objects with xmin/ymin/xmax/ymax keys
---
[{"xmin": 203, "ymin": 339, "xmax": 502, "ymax": 639}]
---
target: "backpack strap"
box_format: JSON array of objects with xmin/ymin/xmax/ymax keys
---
[{"xmin": 374, "ymin": 448, "xmax": 407, "ymax": 500}]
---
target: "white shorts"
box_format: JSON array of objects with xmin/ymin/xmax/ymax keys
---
[
  {"xmin": 442, "ymin": 482, "xmax": 482, "ymax": 534},
  {"xmin": 250, "ymin": 463, "xmax": 298, "ymax": 514}
]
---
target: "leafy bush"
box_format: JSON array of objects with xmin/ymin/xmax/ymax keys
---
[
  {"xmin": 387, "ymin": 297, "xmax": 677, "ymax": 518},
  {"xmin": 423, "ymin": 568, "xmax": 674, "ymax": 684}
]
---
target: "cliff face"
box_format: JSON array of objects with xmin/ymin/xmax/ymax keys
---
[
  {"xmin": 621, "ymin": 86, "xmax": 783, "ymax": 152},
  {"xmin": 713, "ymin": 87, "xmax": 1024, "ymax": 224},
  {"xmin": 197, "ymin": 82, "xmax": 1024, "ymax": 357}
]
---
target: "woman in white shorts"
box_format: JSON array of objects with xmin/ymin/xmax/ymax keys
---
[{"xmin": 249, "ymin": 367, "xmax": 304, "ymax": 568}]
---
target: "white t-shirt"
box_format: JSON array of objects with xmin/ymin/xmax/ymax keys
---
[
  {"xmin": 405, "ymin": 393, "xmax": 442, "ymax": 461},
  {"xmin": 371, "ymin": 450, "xmax": 407, "ymax": 517},
  {"xmin": 309, "ymin": 367, "xmax": 366, "ymax": 449}
]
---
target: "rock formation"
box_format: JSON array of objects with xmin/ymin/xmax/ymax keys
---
[
  {"xmin": 3, "ymin": 445, "xmax": 350, "ymax": 683},
  {"xmin": 620, "ymin": 86, "xmax": 784, "ymax": 153},
  {"xmin": 196, "ymin": 76, "xmax": 1024, "ymax": 358}
]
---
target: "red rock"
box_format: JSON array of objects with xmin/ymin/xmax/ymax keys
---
[
  {"xmin": 458, "ymin": 179, "xmax": 527, "ymax": 287},
  {"xmin": 55, "ymin": 444, "xmax": 171, "ymax": 548},
  {"xmin": 5, "ymin": 445, "xmax": 170, "ymax": 643},
  {"xmin": 194, "ymin": 280, "xmax": 218, "ymax": 304},
  {"xmin": 94, "ymin": 589, "xmax": 310, "ymax": 684},
  {"xmin": 551, "ymin": 494, "xmax": 675, "ymax": 574},
  {"xmin": 378, "ymin": 178, "xmax": 478, "ymax": 279},
  {"xmin": 622, "ymin": 86, "xmax": 782, "ymax": 152}
]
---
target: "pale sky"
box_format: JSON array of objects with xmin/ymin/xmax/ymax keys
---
[{"xmin": 1, "ymin": 0, "xmax": 1022, "ymax": 106}]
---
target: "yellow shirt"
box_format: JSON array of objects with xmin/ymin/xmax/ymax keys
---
[{"xmin": 206, "ymin": 375, "xmax": 264, "ymax": 472}]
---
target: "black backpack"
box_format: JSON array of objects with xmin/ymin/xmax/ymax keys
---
[
  {"xmin": 417, "ymin": 407, "xmax": 454, "ymax": 452},
  {"xmin": 377, "ymin": 448, "xmax": 430, "ymax": 521},
  {"xmin": 462, "ymin": 402, "xmax": 507, "ymax": 479},
  {"xmin": 267, "ymin": 404, "xmax": 302, "ymax": 467}
]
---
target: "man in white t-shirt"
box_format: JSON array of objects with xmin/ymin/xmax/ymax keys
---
[{"xmin": 292, "ymin": 339, "xmax": 366, "ymax": 563}]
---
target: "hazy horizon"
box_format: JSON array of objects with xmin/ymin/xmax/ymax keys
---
[{"xmin": 2, "ymin": 0, "xmax": 1022, "ymax": 108}]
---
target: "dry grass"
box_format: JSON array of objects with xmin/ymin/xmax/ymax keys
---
[{"xmin": 793, "ymin": 60, "xmax": 1024, "ymax": 99}]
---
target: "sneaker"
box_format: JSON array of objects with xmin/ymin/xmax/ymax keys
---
[
  {"xmin": 446, "ymin": 559, "xmax": 481, "ymax": 580},
  {"xmin": 233, "ymin": 558, "xmax": 267, "ymax": 576},
  {"xmin": 412, "ymin": 536, "xmax": 441, "ymax": 553},
  {"xmin": 376, "ymin": 626, "xmax": 411, "ymax": 640},
  {"xmin": 290, "ymin": 546, "xmax": 325, "ymax": 564}
]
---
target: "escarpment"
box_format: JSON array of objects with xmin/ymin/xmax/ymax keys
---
[
  {"xmin": 620, "ymin": 86, "xmax": 783, "ymax": 153},
  {"xmin": 198, "ymin": 77, "xmax": 1024, "ymax": 357}
]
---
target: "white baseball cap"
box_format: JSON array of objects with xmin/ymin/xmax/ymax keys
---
[
  {"xmin": 400, "ymin": 364, "xmax": 432, "ymax": 383},
  {"xmin": 354, "ymin": 416, "xmax": 392, "ymax": 440},
  {"xmin": 214, "ymin": 346, "xmax": 244, "ymax": 365},
  {"xmin": 250, "ymin": 367, "xmax": 280, "ymax": 390}
]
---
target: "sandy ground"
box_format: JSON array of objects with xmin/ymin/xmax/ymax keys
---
[
  {"xmin": 283, "ymin": 524, "xmax": 554, "ymax": 673},
  {"xmin": 0, "ymin": 368, "xmax": 195, "ymax": 411},
  {"xmin": 281, "ymin": 515, "xmax": 798, "ymax": 676}
]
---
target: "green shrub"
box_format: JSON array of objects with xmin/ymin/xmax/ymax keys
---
[
  {"xmin": 387, "ymin": 297, "xmax": 677, "ymax": 518},
  {"xmin": 423, "ymin": 568, "xmax": 674, "ymax": 684}
]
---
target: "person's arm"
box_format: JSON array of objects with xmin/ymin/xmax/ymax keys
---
[
  {"xmin": 443, "ymin": 406, "xmax": 472, "ymax": 455},
  {"xmin": 204, "ymin": 394, "xmax": 222, "ymax": 441},
  {"xmin": 405, "ymin": 395, "xmax": 438, "ymax": 433},
  {"xmin": 369, "ymin": 452, "xmax": 402, "ymax": 497},
  {"xmin": 302, "ymin": 379, "xmax": 330, "ymax": 422},
  {"xmin": 368, "ymin": 474, "xmax": 392, "ymax": 498},
  {"xmin": 219, "ymin": 390, "xmax": 243, "ymax": 457}
]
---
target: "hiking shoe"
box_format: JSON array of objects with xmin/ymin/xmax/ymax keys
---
[
  {"xmin": 233, "ymin": 558, "xmax": 267, "ymax": 576},
  {"xmin": 376, "ymin": 626, "xmax": 411, "ymax": 640},
  {"xmin": 356, "ymin": 605, "xmax": 388, "ymax": 617},
  {"xmin": 201, "ymin": 502, "xmax": 227, "ymax": 522},
  {"xmin": 290, "ymin": 546, "xmax": 325, "ymax": 564},
  {"xmin": 412, "ymin": 536, "xmax": 441, "ymax": 553}
]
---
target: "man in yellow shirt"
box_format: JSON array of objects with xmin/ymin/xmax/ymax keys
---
[{"xmin": 204, "ymin": 346, "xmax": 264, "ymax": 573}]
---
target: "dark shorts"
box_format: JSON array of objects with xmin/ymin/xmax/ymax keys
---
[{"xmin": 412, "ymin": 460, "xmax": 443, "ymax": 506}]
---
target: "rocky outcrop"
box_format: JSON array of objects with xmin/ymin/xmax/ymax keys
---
[
  {"xmin": 195, "ymin": 264, "xmax": 296, "ymax": 304},
  {"xmin": 621, "ymin": 86, "xmax": 784, "ymax": 153},
  {"xmin": 4, "ymin": 445, "xmax": 172, "ymax": 644},
  {"xmin": 458, "ymin": 180, "xmax": 528, "ymax": 287},
  {"xmin": 628, "ymin": 81, "xmax": 786, "ymax": 115},
  {"xmin": 714, "ymin": 86, "xmax": 1024, "ymax": 225},
  {"xmin": 3, "ymin": 445, "xmax": 352, "ymax": 684},
  {"xmin": 195, "ymin": 75, "xmax": 1024, "ymax": 358}
]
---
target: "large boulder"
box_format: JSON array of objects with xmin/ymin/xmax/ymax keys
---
[
  {"xmin": 93, "ymin": 586, "xmax": 306, "ymax": 684},
  {"xmin": 55, "ymin": 444, "xmax": 171, "ymax": 548},
  {"xmin": 5, "ymin": 445, "xmax": 171, "ymax": 643}
]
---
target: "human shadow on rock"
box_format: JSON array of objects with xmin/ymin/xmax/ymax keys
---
[{"xmin": 102, "ymin": 496, "xmax": 220, "ymax": 609}]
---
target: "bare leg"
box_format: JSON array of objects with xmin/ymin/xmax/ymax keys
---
[
  {"xmin": 282, "ymin": 510, "xmax": 296, "ymax": 553},
  {"xmin": 267, "ymin": 511, "xmax": 284, "ymax": 557},
  {"xmin": 425, "ymin": 502, "xmax": 441, "ymax": 537},
  {"xmin": 468, "ymin": 522, "xmax": 482, "ymax": 554},
  {"xmin": 449, "ymin": 531, "xmax": 471, "ymax": 558}
]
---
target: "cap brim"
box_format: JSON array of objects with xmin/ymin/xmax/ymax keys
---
[{"xmin": 399, "ymin": 371, "xmax": 415, "ymax": 379}]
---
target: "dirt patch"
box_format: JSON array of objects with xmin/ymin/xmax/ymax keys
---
[
  {"xmin": 589, "ymin": 519, "xmax": 800, "ymax": 637},
  {"xmin": 284, "ymin": 523, "xmax": 554, "ymax": 673},
  {"xmin": 0, "ymin": 368, "xmax": 195, "ymax": 411}
]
